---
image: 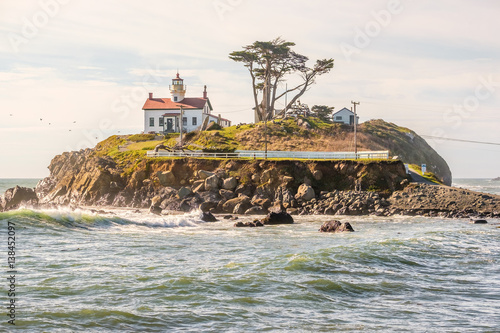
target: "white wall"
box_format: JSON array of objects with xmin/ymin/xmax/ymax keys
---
[
  {"xmin": 182, "ymin": 109, "xmax": 203, "ymax": 132},
  {"xmin": 144, "ymin": 109, "xmax": 204, "ymax": 133},
  {"xmin": 144, "ymin": 110, "xmax": 165, "ymax": 133}
]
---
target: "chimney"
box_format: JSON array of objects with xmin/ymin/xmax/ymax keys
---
[
  {"xmin": 149, "ymin": 92, "xmax": 153, "ymax": 99},
  {"xmin": 203, "ymin": 85, "xmax": 207, "ymax": 99}
]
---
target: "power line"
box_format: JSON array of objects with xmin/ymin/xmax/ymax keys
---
[{"xmin": 420, "ymin": 135, "xmax": 500, "ymax": 146}]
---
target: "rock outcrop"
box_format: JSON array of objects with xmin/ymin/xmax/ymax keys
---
[
  {"xmin": 387, "ymin": 183, "xmax": 500, "ymax": 218},
  {"xmin": 0, "ymin": 186, "xmax": 38, "ymax": 211}
]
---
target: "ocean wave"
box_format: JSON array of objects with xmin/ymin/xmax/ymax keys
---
[{"xmin": 0, "ymin": 207, "xmax": 210, "ymax": 230}]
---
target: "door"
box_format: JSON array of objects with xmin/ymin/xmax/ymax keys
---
[
  {"xmin": 166, "ymin": 118, "xmax": 173, "ymax": 131},
  {"xmin": 349, "ymin": 115, "xmax": 354, "ymax": 125}
]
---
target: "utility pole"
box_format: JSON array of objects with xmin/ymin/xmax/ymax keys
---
[
  {"xmin": 264, "ymin": 76, "xmax": 271, "ymax": 159},
  {"xmin": 351, "ymin": 101, "xmax": 360, "ymax": 159},
  {"xmin": 179, "ymin": 105, "xmax": 184, "ymax": 147}
]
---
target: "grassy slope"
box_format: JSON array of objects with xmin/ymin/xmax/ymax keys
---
[{"xmin": 91, "ymin": 117, "xmax": 451, "ymax": 184}]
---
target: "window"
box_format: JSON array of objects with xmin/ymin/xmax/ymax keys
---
[
  {"xmin": 149, "ymin": 117, "xmax": 154, "ymax": 127},
  {"xmin": 174, "ymin": 96, "xmax": 178, "ymax": 102},
  {"xmin": 335, "ymin": 116, "xmax": 343, "ymax": 121},
  {"xmin": 182, "ymin": 117, "xmax": 187, "ymax": 126},
  {"xmin": 192, "ymin": 117, "xmax": 197, "ymax": 126},
  {"xmin": 159, "ymin": 117, "xmax": 164, "ymax": 127}
]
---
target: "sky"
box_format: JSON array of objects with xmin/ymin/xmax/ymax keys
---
[{"xmin": 1, "ymin": 0, "xmax": 499, "ymax": 179}]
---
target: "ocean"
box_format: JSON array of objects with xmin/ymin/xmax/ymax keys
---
[{"xmin": 1, "ymin": 178, "xmax": 499, "ymax": 332}]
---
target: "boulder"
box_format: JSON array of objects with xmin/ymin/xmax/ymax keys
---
[
  {"xmin": 179, "ymin": 199, "xmax": 192, "ymax": 212},
  {"xmin": 198, "ymin": 170, "xmax": 215, "ymax": 180},
  {"xmin": 251, "ymin": 197, "xmax": 272, "ymax": 209},
  {"xmin": 268, "ymin": 201, "xmax": 285, "ymax": 213},
  {"xmin": 234, "ymin": 220, "xmax": 264, "ymax": 227},
  {"xmin": 157, "ymin": 171, "xmax": 176, "ymax": 186},
  {"xmin": 128, "ymin": 170, "xmax": 146, "ymax": 189},
  {"xmin": 222, "ymin": 177, "xmax": 238, "ymax": 191},
  {"xmin": 149, "ymin": 205, "xmax": 162, "ymax": 215},
  {"xmin": 193, "ymin": 182, "xmax": 205, "ymax": 193},
  {"xmin": 312, "ymin": 170, "xmax": 323, "ymax": 181},
  {"xmin": 200, "ymin": 211, "xmax": 217, "ymax": 222},
  {"xmin": 177, "ymin": 187, "xmax": 192, "ymax": 199},
  {"xmin": 470, "ymin": 219, "xmax": 488, "ymax": 224},
  {"xmin": 219, "ymin": 189, "xmax": 236, "ymax": 200},
  {"xmin": 215, "ymin": 169, "xmax": 227, "ymax": 179},
  {"xmin": 319, "ymin": 220, "xmax": 355, "ymax": 233},
  {"xmin": 324, "ymin": 204, "xmax": 340, "ymax": 215},
  {"xmin": 261, "ymin": 169, "xmax": 277, "ymax": 183},
  {"xmin": 199, "ymin": 201, "xmax": 218, "ymax": 213},
  {"xmin": 244, "ymin": 206, "xmax": 267, "ymax": 215},
  {"xmin": 233, "ymin": 201, "xmax": 253, "ymax": 215},
  {"xmin": 1, "ymin": 186, "xmax": 38, "ymax": 211},
  {"xmin": 275, "ymin": 185, "xmax": 296, "ymax": 208},
  {"xmin": 205, "ymin": 175, "xmax": 220, "ymax": 192},
  {"xmin": 294, "ymin": 184, "xmax": 315, "ymax": 202},
  {"xmin": 234, "ymin": 184, "xmax": 255, "ymax": 197},
  {"xmin": 150, "ymin": 195, "xmax": 162, "ymax": 207},
  {"xmin": 197, "ymin": 190, "xmax": 222, "ymax": 203},
  {"xmin": 222, "ymin": 195, "xmax": 251, "ymax": 213},
  {"xmin": 261, "ymin": 211, "xmax": 294, "ymax": 225}
]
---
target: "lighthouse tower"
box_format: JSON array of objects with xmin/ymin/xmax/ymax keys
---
[{"xmin": 169, "ymin": 72, "xmax": 186, "ymax": 102}]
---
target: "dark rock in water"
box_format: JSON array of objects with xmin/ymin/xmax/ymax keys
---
[
  {"xmin": 1, "ymin": 186, "xmax": 38, "ymax": 211},
  {"xmin": 200, "ymin": 211, "xmax": 217, "ymax": 222},
  {"xmin": 492, "ymin": 177, "xmax": 500, "ymax": 181},
  {"xmin": 223, "ymin": 215, "xmax": 233, "ymax": 219},
  {"xmin": 234, "ymin": 220, "xmax": 264, "ymax": 227},
  {"xmin": 149, "ymin": 205, "xmax": 162, "ymax": 215},
  {"xmin": 470, "ymin": 219, "xmax": 488, "ymax": 224},
  {"xmin": 319, "ymin": 220, "xmax": 355, "ymax": 233},
  {"xmin": 261, "ymin": 211, "xmax": 294, "ymax": 225}
]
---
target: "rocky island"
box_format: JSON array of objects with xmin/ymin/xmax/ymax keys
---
[{"xmin": 1, "ymin": 118, "xmax": 499, "ymax": 219}]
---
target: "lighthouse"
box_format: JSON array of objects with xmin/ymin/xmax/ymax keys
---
[
  {"xmin": 169, "ymin": 72, "xmax": 186, "ymax": 102},
  {"xmin": 143, "ymin": 71, "xmax": 232, "ymax": 134}
]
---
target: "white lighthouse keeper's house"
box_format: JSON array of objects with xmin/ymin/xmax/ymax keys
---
[{"xmin": 142, "ymin": 72, "xmax": 231, "ymax": 134}]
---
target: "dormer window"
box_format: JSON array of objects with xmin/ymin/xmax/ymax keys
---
[{"xmin": 174, "ymin": 96, "xmax": 178, "ymax": 101}]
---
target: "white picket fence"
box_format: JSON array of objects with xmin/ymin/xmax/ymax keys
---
[{"xmin": 146, "ymin": 149, "xmax": 389, "ymax": 160}]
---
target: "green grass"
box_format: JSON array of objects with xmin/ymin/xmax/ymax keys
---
[
  {"xmin": 126, "ymin": 140, "xmax": 166, "ymax": 151},
  {"xmin": 409, "ymin": 164, "xmax": 443, "ymax": 184},
  {"xmin": 129, "ymin": 134, "xmax": 156, "ymax": 142}
]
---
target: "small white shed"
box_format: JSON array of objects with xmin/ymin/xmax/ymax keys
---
[{"xmin": 332, "ymin": 107, "xmax": 359, "ymax": 125}]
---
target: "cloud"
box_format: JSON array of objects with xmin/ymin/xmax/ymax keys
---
[{"xmin": 0, "ymin": 0, "xmax": 499, "ymax": 177}]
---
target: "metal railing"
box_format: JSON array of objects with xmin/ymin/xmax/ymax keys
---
[{"xmin": 146, "ymin": 150, "xmax": 389, "ymax": 160}]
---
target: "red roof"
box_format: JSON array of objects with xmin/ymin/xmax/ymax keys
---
[{"xmin": 143, "ymin": 97, "xmax": 207, "ymax": 110}]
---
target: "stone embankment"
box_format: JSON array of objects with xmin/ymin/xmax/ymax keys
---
[{"xmin": 25, "ymin": 148, "xmax": 409, "ymax": 212}]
